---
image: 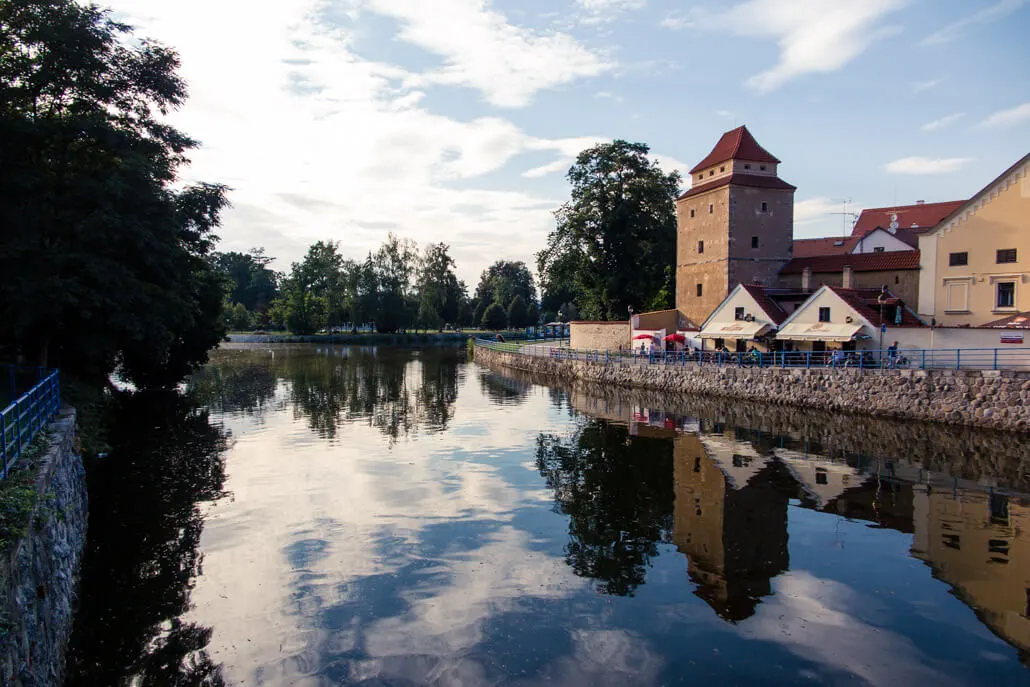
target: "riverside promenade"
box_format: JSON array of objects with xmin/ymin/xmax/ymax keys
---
[{"xmin": 473, "ymin": 340, "xmax": 1030, "ymax": 432}]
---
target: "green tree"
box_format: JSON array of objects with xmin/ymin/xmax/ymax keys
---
[
  {"xmin": 507, "ymin": 295, "xmax": 529, "ymax": 329},
  {"xmin": 212, "ymin": 249, "xmax": 279, "ymax": 314},
  {"xmin": 481, "ymin": 303, "xmax": 507, "ymax": 331},
  {"xmin": 474, "ymin": 260, "xmax": 538, "ymax": 314},
  {"xmin": 373, "ymin": 234, "xmax": 418, "ymax": 333},
  {"xmin": 416, "ymin": 243, "xmax": 460, "ymax": 331},
  {"xmin": 537, "ymin": 140, "xmax": 680, "ymax": 321},
  {"xmin": 0, "ymin": 0, "xmax": 230, "ymax": 388}
]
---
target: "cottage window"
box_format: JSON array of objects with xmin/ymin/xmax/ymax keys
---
[
  {"xmin": 760, "ymin": 201, "xmax": 768, "ymax": 212},
  {"xmin": 997, "ymin": 281, "xmax": 1015, "ymax": 309},
  {"xmin": 815, "ymin": 468, "xmax": 828, "ymax": 485},
  {"xmin": 818, "ymin": 307, "xmax": 831, "ymax": 322},
  {"xmin": 874, "ymin": 246, "xmax": 885, "ymax": 253},
  {"xmin": 760, "ymin": 165, "xmax": 767, "ymax": 171},
  {"xmin": 709, "ymin": 170, "xmax": 715, "ymax": 177},
  {"xmin": 696, "ymin": 283, "xmax": 703, "ymax": 297},
  {"xmin": 720, "ymin": 166, "xmax": 725, "ymax": 172},
  {"xmin": 751, "ymin": 236, "xmax": 759, "ymax": 249},
  {"xmin": 709, "ymin": 204, "xmax": 714, "ymax": 214},
  {"xmin": 949, "ymin": 252, "xmax": 968, "ymax": 266},
  {"xmin": 734, "ymin": 307, "xmax": 745, "ymax": 321},
  {"xmin": 698, "ymin": 240, "xmax": 704, "ymax": 254},
  {"xmin": 743, "ymin": 164, "xmax": 751, "ymax": 170},
  {"xmin": 698, "ymin": 173, "xmax": 703, "ymax": 180},
  {"xmin": 998, "ymin": 248, "xmax": 1018, "ymax": 264},
  {"xmin": 690, "ymin": 209, "xmax": 695, "ymax": 218}
]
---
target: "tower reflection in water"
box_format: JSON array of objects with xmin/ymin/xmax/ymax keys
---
[{"xmin": 566, "ymin": 392, "xmax": 1030, "ymax": 660}]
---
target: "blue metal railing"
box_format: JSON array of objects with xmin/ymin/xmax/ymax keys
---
[
  {"xmin": 475, "ymin": 339, "xmax": 1030, "ymax": 371},
  {"xmin": 0, "ymin": 366, "xmax": 61, "ymax": 478}
]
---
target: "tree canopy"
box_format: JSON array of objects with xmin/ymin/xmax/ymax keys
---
[
  {"xmin": 536, "ymin": 140, "xmax": 681, "ymax": 321},
  {"xmin": 0, "ymin": 0, "xmax": 229, "ymax": 388}
]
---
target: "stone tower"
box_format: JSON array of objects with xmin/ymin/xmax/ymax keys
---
[{"xmin": 675, "ymin": 126, "xmax": 795, "ymax": 326}]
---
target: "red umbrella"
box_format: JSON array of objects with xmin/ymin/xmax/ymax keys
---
[
  {"xmin": 633, "ymin": 333, "xmax": 656, "ymax": 341},
  {"xmin": 663, "ymin": 333, "xmax": 686, "ymax": 343}
]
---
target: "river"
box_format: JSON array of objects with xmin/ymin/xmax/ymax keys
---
[{"xmin": 65, "ymin": 344, "xmax": 1030, "ymax": 685}]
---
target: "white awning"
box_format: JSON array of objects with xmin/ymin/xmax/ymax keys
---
[
  {"xmin": 698, "ymin": 320, "xmax": 771, "ymax": 339},
  {"xmin": 776, "ymin": 322, "xmax": 863, "ymax": 342}
]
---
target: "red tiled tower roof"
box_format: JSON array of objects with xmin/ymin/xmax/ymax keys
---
[
  {"xmin": 690, "ymin": 125, "xmax": 781, "ymax": 174},
  {"xmin": 677, "ymin": 173, "xmax": 795, "ymax": 200},
  {"xmin": 851, "ymin": 201, "xmax": 965, "ymax": 238}
]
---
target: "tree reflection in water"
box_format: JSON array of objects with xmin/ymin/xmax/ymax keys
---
[
  {"xmin": 190, "ymin": 345, "xmax": 463, "ymax": 441},
  {"xmin": 65, "ymin": 391, "xmax": 228, "ymax": 686},
  {"xmin": 535, "ymin": 420, "xmax": 675, "ymax": 596}
]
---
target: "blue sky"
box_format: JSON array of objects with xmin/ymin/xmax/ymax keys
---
[{"xmin": 107, "ymin": 0, "xmax": 1030, "ymax": 284}]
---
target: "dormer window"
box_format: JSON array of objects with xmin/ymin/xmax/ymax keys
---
[
  {"xmin": 720, "ymin": 166, "xmax": 725, "ymax": 172},
  {"xmin": 709, "ymin": 170, "xmax": 714, "ymax": 177},
  {"xmin": 698, "ymin": 174, "xmax": 703, "ymax": 180},
  {"xmin": 743, "ymin": 164, "xmax": 751, "ymax": 170},
  {"xmin": 760, "ymin": 165, "xmax": 767, "ymax": 171}
]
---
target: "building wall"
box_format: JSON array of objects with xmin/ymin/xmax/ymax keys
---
[
  {"xmin": 779, "ymin": 269, "xmax": 920, "ymax": 308},
  {"xmin": 853, "ymin": 230, "xmax": 913, "ymax": 254},
  {"xmin": 676, "ymin": 186, "xmax": 731, "ymax": 326},
  {"xmin": 919, "ymin": 165, "xmax": 1030, "ymax": 325},
  {"xmin": 635, "ymin": 309, "xmax": 681, "ymax": 332},
  {"xmin": 569, "ymin": 322, "xmax": 631, "ymax": 351},
  {"xmin": 727, "ymin": 186, "xmax": 794, "ymax": 291}
]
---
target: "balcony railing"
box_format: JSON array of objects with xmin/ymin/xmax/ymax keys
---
[{"xmin": 1, "ymin": 366, "xmax": 61, "ymax": 478}]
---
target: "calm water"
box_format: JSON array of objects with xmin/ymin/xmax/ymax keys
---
[{"xmin": 66, "ymin": 344, "xmax": 1030, "ymax": 686}]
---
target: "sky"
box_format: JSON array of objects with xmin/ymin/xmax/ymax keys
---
[{"xmin": 104, "ymin": 0, "xmax": 1030, "ymax": 285}]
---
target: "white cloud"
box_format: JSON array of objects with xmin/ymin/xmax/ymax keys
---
[
  {"xmin": 921, "ymin": 113, "xmax": 964, "ymax": 132},
  {"xmin": 95, "ymin": 0, "xmax": 619, "ymax": 283},
  {"xmin": 977, "ymin": 102, "xmax": 1030, "ymax": 128},
  {"xmin": 576, "ymin": 0, "xmax": 647, "ymax": 24},
  {"xmin": 663, "ymin": 0, "xmax": 906, "ymax": 92},
  {"xmin": 366, "ymin": 0, "xmax": 615, "ymax": 107},
  {"xmin": 715, "ymin": 109, "xmax": 735, "ymax": 120},
  {"xmin": 885, "ymin": 157, "xmax": 972, "ymax": 175},
  {"xmin": 794, "ymin": 197, "xmax": 845, "ymax": 224},
  {"xmin": 913, "ymin": 78, "xmax": 942, "ymax": 93},
  {"xmin": 920, "ymin": 0, "xmax": 1027, "ymax": 46}
]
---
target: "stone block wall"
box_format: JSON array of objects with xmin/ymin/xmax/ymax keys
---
[
  {"xmin": 473, "ymin": 345, "xmax": 1030, "ymax": 432},
  {"xmin": 569, "ymin": 322, "xmax": 631, "ymax": 351},
  {"xmin": 0, "ymin": 409, "xmax": 87, "ymax": 686}
]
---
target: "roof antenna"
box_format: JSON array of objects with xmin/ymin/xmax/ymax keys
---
[{"xmin": 829, "ymin": 199, "xmax": 854, "ymax": 238}]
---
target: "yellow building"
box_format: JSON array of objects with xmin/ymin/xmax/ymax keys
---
[{"xmin": 918, "ymin": 153, "xmax": 1030, "ymax": 326}]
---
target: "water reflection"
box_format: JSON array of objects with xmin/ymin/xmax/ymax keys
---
[
  {"xmin": 67, "ymin": 345, "xmax": 1030, "ymax": 685},
  {"xmin": 66, "ymin": 391, "xmax": 229, "ymax": 686}
]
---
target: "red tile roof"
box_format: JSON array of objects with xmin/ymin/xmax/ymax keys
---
[
  {"xmin": 851, "ymin": 201, "xmax": 965, "ymax": 238},
  {"xmin": 981, "ymin": 312, "xmax": 1030, "ymax": 329},
  {"xmin": 828, "ymin": 286, "xmax": 926, "ymax": 328},
  {"xmin": 690, "ymin": 126, "xmax": 781, "ymax": 174},
  {"xmin": 780, "ymin": 250, "xmax": 921, "ymax": 275},
  {"xmin": 677, "ymin": 173, "xmax": 796, "ymax": 200},
  {"xmin": 740, "ymin": 283, "xmax": 790, "ymax": 325},
  {"xmin": 792, "ymin": 236, "xmax": 857, "ymax": 257}
]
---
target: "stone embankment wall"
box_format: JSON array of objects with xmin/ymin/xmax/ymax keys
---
[
  {"xmin": 474, "ymin": 346, "xmax": 1030, "ymax": 432},
  {"xmin": 0, "ymin": 409, "xmax": 87, "ymax": 686}
]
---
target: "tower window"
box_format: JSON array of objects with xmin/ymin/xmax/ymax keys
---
[
  {"xmin": 696, "ymin": 283, "xmax": 703, "ymax": 297},
  {"xmin": 698, "ymin": 240, "xmax": 704, "ymax": 254},
  {"xmin": 709, "ymin": 204, "xmax": 714, "ymax": 214},
  {"xmin": 751, "ymin": 236, "xmax": 759, "ymax": 249},
  {"xmin": 760, "ymin": 201, "xmax": 768, "ymax": 212},
  {"xmin": 690, "ymin": 209, "xmax": 695, "ymax": 218}
]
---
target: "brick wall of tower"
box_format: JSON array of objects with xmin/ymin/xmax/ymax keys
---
[
  {"xmin": 675, "ymin": 186, "xmax": 731, "ymax": 326},
  {"xmin": 727, "ymin": 186, "xmax": 794, "ymax": 291}
]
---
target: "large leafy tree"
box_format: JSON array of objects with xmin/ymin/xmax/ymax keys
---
[
  {"xmin": 537, "ymin": 140, "xmax": 680, "ymax": 321},
  {"xmin": 474, "ymin": 260, "xmax": 537, "ymax": 312},
  {"xmin": 372, "ymin": 234, "xmax": 418, "ymax": 333},
  {"xmin": 212, "ymin": 249, "xmax": 279, "ymax": 314},
  {"xmin": 416, "ymin": 243, "xmax": 461, "ymax": 331},
  {"xmin": 0, "ymin": 0, "xmax": 229, "ymax": 388}
]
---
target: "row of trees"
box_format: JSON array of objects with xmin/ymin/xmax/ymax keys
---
[
  {"xmin": 214, "ymin": 241, "xmax": 544, "ymax": 334},
  {"xmin": 0, "ymin": 0, "xmax": 230, "ymax": 389}
]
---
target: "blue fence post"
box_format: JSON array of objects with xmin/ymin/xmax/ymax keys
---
[
  {"xmin": 956, "ymin": 349, "xmax": 961, "ymax": 370},
  {"xmin": 921, "ymin": 350, "xmax": 926, "ymax": 370},
  {"xmin": 806, "ymin": 352, "xmax": 811, "ymax": 369},
  {"xmin": 993, "ymin": 349, "xmax": 999, "ymax": 371}
]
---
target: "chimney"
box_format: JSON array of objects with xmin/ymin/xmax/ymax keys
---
[
  {"xmin": 842, "ymin": 265, "xmax": 853, "ymax": 289},
  {"xmin": 801, "ymin": 266, "xmax": 812, "ymax": 291}
]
